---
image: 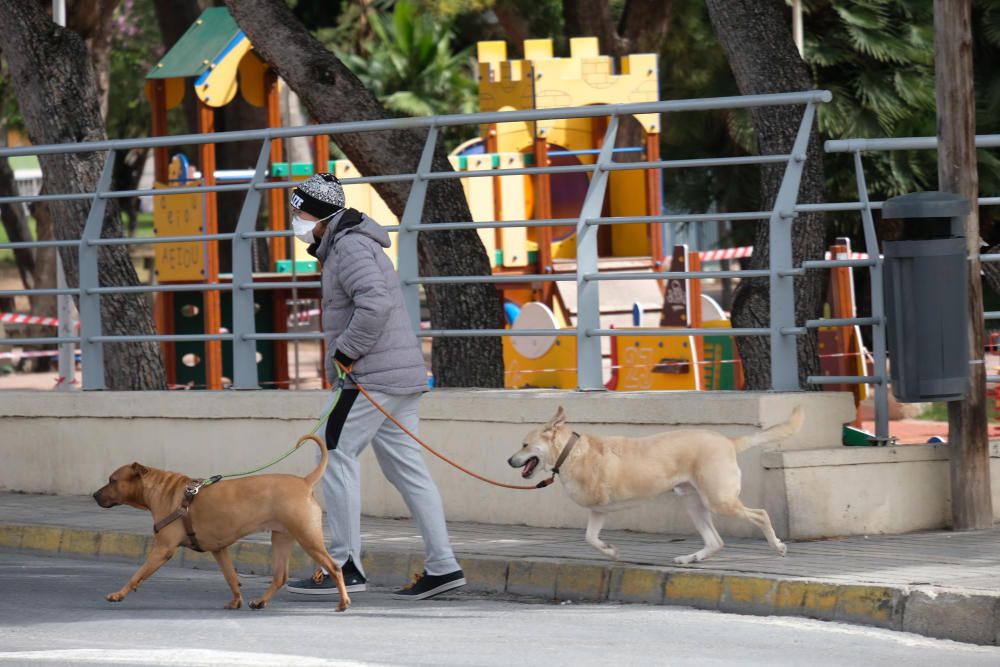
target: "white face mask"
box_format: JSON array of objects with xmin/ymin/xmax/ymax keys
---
[{"xmin": 291, "ymin": 215, "xmax": 317, "ymax": 244}]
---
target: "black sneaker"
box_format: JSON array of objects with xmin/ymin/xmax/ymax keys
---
[
  {"xmin": 286, "ymin": 558, "xmax": 367, "ymax": 595},
  {"xmin": 392, "ymin": 569, "xmax": 466, "ymax": 600}
]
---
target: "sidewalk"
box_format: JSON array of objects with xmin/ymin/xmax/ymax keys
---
[{"xmin": 1, "ymin": 491, "xmax": 998, "ymax": 645}]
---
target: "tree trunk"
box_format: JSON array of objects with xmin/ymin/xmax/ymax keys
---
[
  {"xmin": 563, "ymin": 0, "xmax": 673, "ymax": 166},
  {"xmin": 705, "ymin": 0, "xmax": 826, "ymax": 389},
  {"xmin": 564, "ymin": 0, "xmax": 673, "ymax": 57},
  {"xmin": 0, "ymin": 155, "xmax": 35, "ymax": 290},
  {"xmin": 66, "ymin": 0, "xmax": 121, "ymax": 120},
  {"xmin": 22, "ymin": 196, "xmax": 58, "ymax": 372},
  {"xmin": 152, "ymin": 0, "xmax": 202, "ymax": 135},
  {"xmin": 1, "ymin": 0, "xmax": 166, "ymax": 390},
  {"xmin": 935, "ymin": 0, "xmax": 992, "ymax": 530},
  {"xmin": 216, "ymin": 95, "xmax": 269, "ymax": 274},
  {"xmin": 112, "ymin": 148, "xmax": 149, "ymax": 237},
  {"xmin": 225, "ymin": 0, "xmax": 504, "ymax": 388}
]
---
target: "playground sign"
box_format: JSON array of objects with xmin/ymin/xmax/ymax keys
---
[{"xmin": 153, "ymin": 182, "xmax": 205, "ymax": 283}]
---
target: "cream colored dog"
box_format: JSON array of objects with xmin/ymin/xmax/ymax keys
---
[{"xmin": 508, "ymin": 406, "xmax": 804, "ymax": 564}]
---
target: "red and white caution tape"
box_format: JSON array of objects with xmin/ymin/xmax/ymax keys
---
[
  {"xmin": 0, "ymin": 312, "xmax": 62, "ymax": 327},
  {"xmin": 288, "ymin": 308, "xmax": 321, "ymax": 324},
  {"xmin": 698, "ymin": 246, "xmax": 753, "ymax": 261},
  {"xmin": 825, "ymin": 251, "xmax": 870, "ymax": 260},
  {"xmin": 697, "ymin": 247, "xmax": 870, "ymax": 262},
  {"xmin": 0, "ymin": 348, "xmax": 80, "ymax": 361}
]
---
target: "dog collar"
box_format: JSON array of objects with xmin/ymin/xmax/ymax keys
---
[{"xmin": 551, "ymin": 432, "xmax": 581, "ymax": 476}]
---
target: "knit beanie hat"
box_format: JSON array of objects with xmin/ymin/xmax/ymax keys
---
[{"xmin": 290, "ymin": 173, "xmax": 345, "ymax": 219}]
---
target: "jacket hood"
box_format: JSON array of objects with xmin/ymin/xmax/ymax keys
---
[{"xmin": 316, "ymin": 208, "xmax": 390, "ymax": 258}]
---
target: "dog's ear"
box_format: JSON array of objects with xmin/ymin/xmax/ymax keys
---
[
  {"xmin": 130, "ymin": 462, "xmax": 149, "ymax": 477},
  {"xmin": 551, "ymin": 406, "xmax": 567, "ymax": 429}
]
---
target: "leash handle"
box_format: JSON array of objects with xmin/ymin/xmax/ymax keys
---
[
  {"xmin": 201, "ymin": 366, "xmax": 348, "ymax": 485},
  {"xmin": 336, "ymin": 360, "xmax": 554, "ymax": 491}
]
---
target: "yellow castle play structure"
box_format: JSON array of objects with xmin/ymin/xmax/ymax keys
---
[
  {"xmin": 147, "ymin": 9, "xmax": 866, "ymax": 406},
  {"xmin": 145, "ymin": 10, "xmax": 740, "ymax": 393}
]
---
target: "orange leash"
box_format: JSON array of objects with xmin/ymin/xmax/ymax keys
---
[{"xmin": 337, "ymin": 362, "xmax": 554, "ymax": 491}]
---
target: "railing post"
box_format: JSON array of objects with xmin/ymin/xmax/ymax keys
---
[
  {"xmin": 231, "ymin": 138, "xmax": 272, "ymax": 389},
  {"xmin": 852, "ymin": 151, "xmax": 890, "ymax": 442},
  {"xmin": 398, "ymin": 126, "xmax": 438, "ymax": 332},
  {"xmin": 575, "ymin": 115, "xmax": 619, "ymax": 390},
  {"xmin": 79, "ymin": 150, "xmax": 116, "ymax": 390},
  {"xmin": 768, "ymin": 102, "xmax": 817, "ymax": 391},
  {"xmin": 55, "ymin": 253, "xmax": 76, "ymax": 390}
]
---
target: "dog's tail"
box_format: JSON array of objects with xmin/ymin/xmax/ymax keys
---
[
  {"xmin": 732, "ymin": 406, "xmax": 804, "ymax": 453},
  {"xmin": 297, "ymin": 434, "xmax": 328, "ymax": 487}
]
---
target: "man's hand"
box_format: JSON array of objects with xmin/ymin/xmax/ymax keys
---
[{"xmin": 333, "ymin": 349, "xmax": 356, "ymax": 373}]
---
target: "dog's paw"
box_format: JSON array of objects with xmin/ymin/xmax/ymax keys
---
[
  {"xmin": 224, "ymin": 598, "xmax": 242, "ymax": 610},
  {"xmin": 673, "ymin": 553, "xmax": 699, "ymax": 565},
  {"xmin": 249, "ymin": 598, "xmax": 267, "ymax": 610},
  {"xmin": 604, "ymin": 544, "xmax": 620, "ymax": 560},
  {"xmin": 776, "ymin": 542, "xmax": 788, "ymax": 557},
  {"xmin": 105, "ymin": 591, "xmax": 125, "ymax": 602},
  {"xmin": 336, "ymin": 598, "xmax": 350, "ymax": 612}
]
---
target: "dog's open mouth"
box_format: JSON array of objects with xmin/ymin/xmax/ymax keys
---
[{"xmin": 521, "ymin": 456, "xmax": 540, "ymax": 479}]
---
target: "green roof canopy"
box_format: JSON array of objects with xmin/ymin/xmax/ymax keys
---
[{"xmin": 147, "ymin": 7, "xmax": 243, "ymax": 80}]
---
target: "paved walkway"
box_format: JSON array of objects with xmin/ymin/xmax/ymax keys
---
[{"xmin": 1, "ymin": 492, "xmax": 999, "ymax": 645}]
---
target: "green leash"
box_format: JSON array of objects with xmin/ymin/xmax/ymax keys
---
[{"xmin": 197, "ymin": 365, "xmax": 346, "ymax": 488}]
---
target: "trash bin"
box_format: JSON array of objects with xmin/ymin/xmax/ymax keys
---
[{"xmin": 881, "ymin": 191, "xmax": 970, "ymax": 402}]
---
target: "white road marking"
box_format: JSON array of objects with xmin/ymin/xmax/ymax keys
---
[{"xmin": 0, "ymin": 648, "xmax": 383, "ymax": 666}]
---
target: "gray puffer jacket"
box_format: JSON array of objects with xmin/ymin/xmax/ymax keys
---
[{"xmin": 310, "ymin": 208, "xmax": 428, "ymax": 394}]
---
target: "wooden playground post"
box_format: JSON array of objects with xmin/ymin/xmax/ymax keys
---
[
  {"xmin": 149, "ymin": 80, "xmax": 176, "ymax": 386},
  {"xmin": 314, "ymin": 132, "xmax": 330, "ymax": 390},
  {"xmin": 646, "ymin": 132, "xmax": 664, "ymax": 276},
  {"xmin": 533, "ymin": 135, "xmax": 553, "ymax": 303},
  {"xmin": 197, "ymin": 102, "xmax": 223, "ymax": 390},
  {"xmin": 150, "ymin": 81, "xmax": 170, "ymax": 183},
  {"xmin": 265, "ymin": 70, "xmax": 285, "ymax": 265},
  {"xmin": 486, "ymin": 125, "xmax": 503, "ymax": 254},
  {"xmin": 688, "ymin": 251, "xmax": 704, "ymax": 388},
  {"xmin": 314, "ymin": 133, "xmax": 330, "ymax": 173}
]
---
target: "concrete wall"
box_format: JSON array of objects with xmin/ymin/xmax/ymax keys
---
[
  {"xmin": 3, "ymin": 388, "xmax": 994, "ymax": 540},
  {"xmin": 763, "ymin": 443, "xmax": 1000, "ymax": 538}
]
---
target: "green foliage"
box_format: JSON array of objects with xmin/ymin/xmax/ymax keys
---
[
  {"xmin": 328, "ymin": 0, "xmax": 477, "ymax": 148},
  {"xmin": 658, "ymin": 1, "xmax": 757, "ymax": 246},
  {"xmin": 805, "ymin": 1, "xmax": 940, "ymax": 204},
  {"xmin": 107, "ymin": 0, "xmax": 160, "ymax": 141},
  {"xmin": 658, "ymin": 0, "xmax": 1000, "ymax": 248},
  {"xmin": 0, "ymin": 59, "xmax": 23, "ymax": 136}
]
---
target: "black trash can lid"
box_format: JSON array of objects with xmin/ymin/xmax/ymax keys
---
[{"xmin": 882, "ymin": 191, "xmax": 969, "ymax": 220}]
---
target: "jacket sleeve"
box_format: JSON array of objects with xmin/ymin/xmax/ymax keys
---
[{"xmin": 334, "ymin": 236, "xmax": 391, "ymax": 360}]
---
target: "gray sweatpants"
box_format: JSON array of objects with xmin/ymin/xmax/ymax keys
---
[{"xmin": 315, "ymin": 389, "xmax": 460, "ymax": 577}]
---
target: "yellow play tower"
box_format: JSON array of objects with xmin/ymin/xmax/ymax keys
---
[{"xmin": 451, "ymin": 37, "xmax": 662, "ymax": 311}]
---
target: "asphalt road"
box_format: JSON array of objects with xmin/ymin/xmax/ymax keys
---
[{"xmin": 1, "ymin": 552, "xmax": 998, "ymax": 666}]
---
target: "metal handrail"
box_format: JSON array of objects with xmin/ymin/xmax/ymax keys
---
[{"xmin": 1, "ymin": 91, "xmax": 834, "ymax": 395}]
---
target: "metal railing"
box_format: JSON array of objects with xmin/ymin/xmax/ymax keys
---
[
  {"xmin": 2, "ymin": 91, "xmax": 842, "ymax": 396},
  {"xmin": 822, "ymin": 134, "xmax": 1000, "ymax": 441}
]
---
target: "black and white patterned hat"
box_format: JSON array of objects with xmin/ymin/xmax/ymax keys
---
[{"xmin": 290, "ymin": 173, "xmax": 346, "ymax": 219}]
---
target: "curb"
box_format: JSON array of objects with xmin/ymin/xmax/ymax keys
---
[{"xmin": 2, "ymin": 522, "xmax": 998, "ymax": 646}]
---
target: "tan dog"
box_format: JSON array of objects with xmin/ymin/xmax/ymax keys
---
[
  {"xmin": 92, "ymin": 435, "xmax": 350, "ymax": 611},
  {"xmin": 508, "ymin": 406, "xmax": 804, "ymax": 564}
]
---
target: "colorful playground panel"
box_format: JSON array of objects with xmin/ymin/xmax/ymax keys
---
[
  {"xmin": 612, "ymin": 330, "xmax": 700, "ymax": 391},
  {"xmin": 503, "ymin": 335, "xmax": 577, "ymax": 389},
  {"xmin": 145, "ymin": 7, "xmax": 267, "ymax": 110},
  {"xmin": 152, "ymin": 181, "xmax": 205, "ymax": 283}
]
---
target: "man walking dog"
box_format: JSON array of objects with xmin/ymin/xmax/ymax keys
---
[{"xmin": 285, "ymin": 173, "xmax": 465, "ymax": 600}]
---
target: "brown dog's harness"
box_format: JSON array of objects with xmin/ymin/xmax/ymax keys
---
[{"xmin": 152, "ymin": 475, "xmax": 221, "ymax": 552}]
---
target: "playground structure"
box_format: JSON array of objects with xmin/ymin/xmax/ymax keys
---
[
  {"xmin": 142, "ymin": 12, "xmax": 870, "ymax": 404},
  {"xmin": 145, "ymin": 16, "xmax": 672, "ymax": 390},
  {"xmin": 145, "ymin": 7, "xmax": 348, "ymax": 389}
]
